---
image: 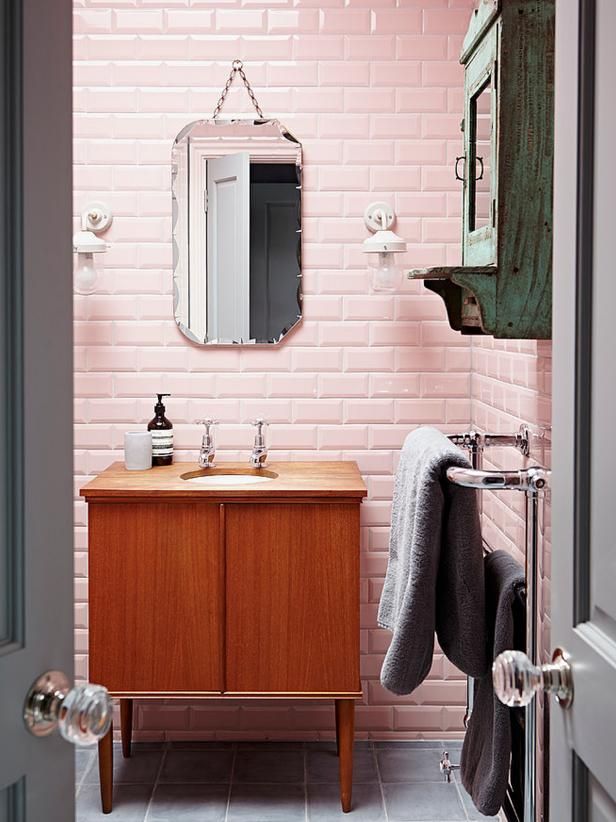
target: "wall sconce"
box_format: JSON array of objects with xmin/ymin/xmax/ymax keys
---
[
  {"xmin": 362, "ymin": 202, "xmax": 406, "ymax": 292},
  {"xmin": 72, "ymin": 202, "xmax": 113, "ymax": 294}
]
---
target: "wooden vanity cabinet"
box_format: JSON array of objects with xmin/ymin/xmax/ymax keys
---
[
  {"xmin": 82, "ymin": 461, "xmax": 366, "ymax": 815},
  {"xmin": 225, "ymin": 502, "xmax": 360, "ymax": 694},
  {"xmin": 89, "ymin": 502, "xmax": 224, "ymax": 694}
]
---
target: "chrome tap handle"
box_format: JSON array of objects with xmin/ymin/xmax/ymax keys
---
[
  {"xmin": 196, "ymin": 418, "xmax": 217, "ymax": 468},
  {"xmin": 492, "ymin": 648, "xmax": 573, "ymax": 709},
  {"xmin": 249, "ymin": 418, "xmax": 269, "ymax": 468}
]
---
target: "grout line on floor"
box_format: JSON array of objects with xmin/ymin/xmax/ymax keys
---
[
  {"xmin": 74, "ymin": 751, "xmax": 95, "ymax": 799},
  {"xmin": 372, "ymin": 740, "xmax": 390, "ymax": 822},
  {"xmin": 142, "ymin": 740, "xmax": 168, "ymax": 822},
  {"xmin": 303, "ymin": 742, "xmax": 309, "ymax": 822},
  {"xmin": 223, "ymin": 741, "xmax": 237, "ymax": 822},
  {"xmin": 452, "ymin": 768, "xmax": 471, "ymax": 822}
]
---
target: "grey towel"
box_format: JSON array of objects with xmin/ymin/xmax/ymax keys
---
[
  {"xmin": 378, "ymin": 427, "xmax": 487, "ymax": 696},
  {"xmin": 461, "ymin": 550, "xmax": 525, "ymax": 817}
]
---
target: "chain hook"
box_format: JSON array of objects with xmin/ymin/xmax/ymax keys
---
[{"xmin": 211, "ymin": 59, "xmax": 265, "ymax": 121}]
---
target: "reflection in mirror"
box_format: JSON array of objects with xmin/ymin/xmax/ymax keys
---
[
  {"xmin": 172, "ymin": 119, "xmax": 302, "ymax": 345},
  {"xmin": 470, "ymin": 79, "xmax": 492, "ymax": 231}
]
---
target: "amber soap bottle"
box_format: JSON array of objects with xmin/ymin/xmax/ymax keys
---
[{"xmin": 148, "ymin": 393, "xmax": 173, "ymax": 466}]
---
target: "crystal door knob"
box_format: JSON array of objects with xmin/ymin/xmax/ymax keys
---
[
  {"xmin": 24, "ymin": 670, "xmax": 112, "ymax": 746},
  {"xmin": 492, "ymin": 648, "xmax": 573, "ymax": 709}
]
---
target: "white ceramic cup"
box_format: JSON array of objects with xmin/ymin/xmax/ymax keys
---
[{"xmin": 124, "ymin": 431, "xmax": 152, "ymax": 471}]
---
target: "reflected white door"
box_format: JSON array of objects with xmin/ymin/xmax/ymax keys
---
[
  {"xmin": 206, "ymin": 152, "xmax": 250, "ymax": 342},
  {"xmin": 551, "ymin": 1, "xmax": 616, "ymax": 819}
]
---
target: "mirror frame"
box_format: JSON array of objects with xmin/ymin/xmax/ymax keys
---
[{"xmin": 171, "ymin": 118, "xmax": 303, "ymax": 346}]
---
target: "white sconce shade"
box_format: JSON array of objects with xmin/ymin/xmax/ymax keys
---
[
  {"xmin": 73, "ymin": 202, "xmax": 112, "ymax": 295},
  {"xmin": 362, "ymin": 202, "xmax": 406, "ymax": 292}
]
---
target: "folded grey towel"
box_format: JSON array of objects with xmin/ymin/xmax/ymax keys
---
[
  {"xmin": 377, "ymin": 427, "xmax": 487, "ymax": 696},
  {"xmin": 461, "ymin": 550, "xmax": 525, "ymax": 817}
]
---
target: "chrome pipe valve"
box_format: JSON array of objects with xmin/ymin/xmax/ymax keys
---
[
  {"xmin": 197, "ymin": 418, "xmax": 217, "ymax": 468},
  {"xmin": 249, "ymin": 418, "xmax": 269, "ymax": 469}
]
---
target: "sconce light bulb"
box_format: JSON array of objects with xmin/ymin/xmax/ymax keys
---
[
  {"xmin": 370, "ymin": 251, "xmax": 402, "ymax": 292},
  {"xmin": 74, "ymin": 252, "xmax": 100, "ymax": 295}
]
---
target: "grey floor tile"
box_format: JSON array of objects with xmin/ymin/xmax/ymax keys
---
[
  {"xmin": 233, "ymin": 750, "xmax": 304, "ymax": 783},
  {"xmin": 159, "ymin": 749, "xmax": 234, "ymax": 784},
  {"xmin": 148, "ymin": 783, "xmax": 228, "ymax": 822},
  {"xmin": 227, "ymin": 783, "xmax": 306, "ymax": 822},
  {"xmin": 377, "ymin": 747, "xmax": 444, "ymax": 783},
  {"xmin": 383, "ymin": 782, "xmax": 467, "ymax": 822},
  {"xmin": 169, "ymin": 741, "xmax": 235, "ymax": 751},
  {"xmin": 457, "ymin": 783, "xmax": 499, "ymax": 820},
  {"xmin": 307, "ymin": 782, "xmax": 386, "ymax": 821},
  {"xmin": 306, "ymin": 748, "xmax": 378, "ymax": 783},
  {"xmin": 76, "ymin": 784, "xmax": 150, "ymax": 822},
  {"xmin": 84, "ymin": 748, "xmax": 163, "ymax": 785},
  {"xmin": 310, "ymin": 740, "xmax": 374, "ymax": 752},
  {"xmin": 374, "ymin": 740, "xmax": 454, "ymax": 751},
  {"xmin": 236, "ymin": 741, "xmax": 304, "ymax": 751}
]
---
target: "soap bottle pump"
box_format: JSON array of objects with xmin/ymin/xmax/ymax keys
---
[{"xmin": 148, "ymin": 393, "xmax": 173, "ymax": 466}]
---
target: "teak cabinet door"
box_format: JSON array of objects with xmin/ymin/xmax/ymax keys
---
[
  {"xmin": 225, "ymin": 503, "xmax": 360, "ymax": 694},
  {"xmin": 89, "ymin": 502, "xmax": 223, "ymax": 693}
]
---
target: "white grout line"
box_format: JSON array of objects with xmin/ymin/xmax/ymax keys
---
[
  {"xmin": 452, "ymin": 771, "xmax": 472, "ymax": 822},
  {"xmin": 303, "ymin": 742, "xmax": 309, "ymax": 822},
  {"xmin": 74, "ymin": 750, "xmax": 96, "ymax": 799},
  {"xmin": 372, "ymin": 742, "xmax": 390, "ymax": 822},
  {"xmin": 142, "ymin": 742, "xmax": 168, "ymax": 822},
  {"xmin": 223, "ymin": 743, "xmax": 237, "ymax": 822}
]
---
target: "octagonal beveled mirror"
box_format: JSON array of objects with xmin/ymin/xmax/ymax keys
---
[{"xmin": 172, "ymin": 118, "xmax": 302, "ymax": 345}]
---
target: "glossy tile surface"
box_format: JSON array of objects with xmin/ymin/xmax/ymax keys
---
[{"xmin": 76, "ymin": 741, "xmax": 497, "ymax": 821}]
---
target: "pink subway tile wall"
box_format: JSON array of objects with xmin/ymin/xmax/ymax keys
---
[
  {"xmin": 73, "ymin": 0, "xmax": 479, "ymax": 742},
  {"xmin": 470, "ymin": 335, "xmax": 552, "ymax": 698}
]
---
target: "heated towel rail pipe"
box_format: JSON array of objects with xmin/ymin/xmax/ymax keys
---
[{"xmin": 447, "ymin": 464, "xmax": 551, "ymax": 822}]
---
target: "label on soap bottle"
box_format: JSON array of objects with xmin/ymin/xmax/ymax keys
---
[{"xmin": 151, "ymin": 430, "xmax": 173, "ymax": 457}]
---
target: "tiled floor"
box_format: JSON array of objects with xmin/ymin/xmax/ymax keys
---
[{"xmin": 75, "ymin": 741, "xmax": 498, "ymax": 822}]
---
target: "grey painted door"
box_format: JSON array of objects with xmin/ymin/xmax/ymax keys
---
[
  {"xmin": 551, "ymin": 1, "xmax": 616, "ymax": 819},
  {"xmin": 0, "ymin": 0, "xmax": 75, "ymax": 818}
]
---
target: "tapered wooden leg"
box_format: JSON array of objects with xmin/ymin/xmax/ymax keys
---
[
  {"xmin": 98, "ymin": 721, "xmax": 113, "ymax": 814},
  {"xmin": 120, "ymin": 699, "xmax": 133, "ymax": 758},
  {"xmin": 336, "ymin": 699, "xmax": 354, "ymax": 813}
]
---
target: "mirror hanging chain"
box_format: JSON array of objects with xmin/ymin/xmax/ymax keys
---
[{"xmin": 212, "ymin": 60, "xmax": 264, "ymax": 120}]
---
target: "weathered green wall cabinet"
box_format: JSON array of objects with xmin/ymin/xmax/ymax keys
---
[{"xmin": 410, "ymin": 0, "xmax": 555, "ymax": 338}]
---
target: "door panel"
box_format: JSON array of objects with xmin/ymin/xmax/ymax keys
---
[
  {"xmin": 89, "ymin": 503, "xmax": 224, "ymax": 693},
  {"xmin": 206, "ymin": 152, "xmax": 250, "ymax": 341},
  {"xmin": 551, "ymin": 0, "xmax": 616, "ymax": 818},
  {"xmin": 0, "ymin": 0, "xmax": 74, "ymax": 818},
  {"xmin": 225, "ymin": 503, "xmax": 360, "ymax": 693}
]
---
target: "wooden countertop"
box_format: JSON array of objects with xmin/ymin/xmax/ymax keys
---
[{"xmin": 80, "ymin": 461, "xmax": 368, "ymax": 502}]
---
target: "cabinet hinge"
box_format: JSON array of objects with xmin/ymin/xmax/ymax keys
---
[{"xmin": 204, "ymin": 191, "xmax": 208, "ymax": 213}]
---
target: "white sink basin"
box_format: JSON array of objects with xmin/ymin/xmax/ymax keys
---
[
  {"xmin": 180, "ymin": 468, "xmax": 278, "ymax": 487},
  {"xmin": 184, "ymin": 473, "xmax": 274, "ymax": 487}
]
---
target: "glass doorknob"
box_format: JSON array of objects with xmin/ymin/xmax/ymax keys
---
[
  {"xmin": 492, "ymin": 648, "xmax": 573, "ymax": 709},
  {"xmin": 24, "ymin": 670, "xmax": 112, "ymax": 746}
]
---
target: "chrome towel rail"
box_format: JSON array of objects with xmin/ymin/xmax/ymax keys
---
[{"xmin": 446, "ymin": 466, "xmax": 550, "ymax": 492}]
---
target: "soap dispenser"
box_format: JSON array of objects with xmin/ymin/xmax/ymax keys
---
[{"xmin": 148, "ymin": 393, "xmax": 173, "ymax": 466}]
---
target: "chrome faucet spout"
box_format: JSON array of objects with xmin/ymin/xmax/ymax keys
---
[
  {"xmin": 249, "ymin": 418, "xmax": 269, "ymax": 469},
  {"xmin": 197, "ymin": 419, "xmax": 217, "ymax": 468}
]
